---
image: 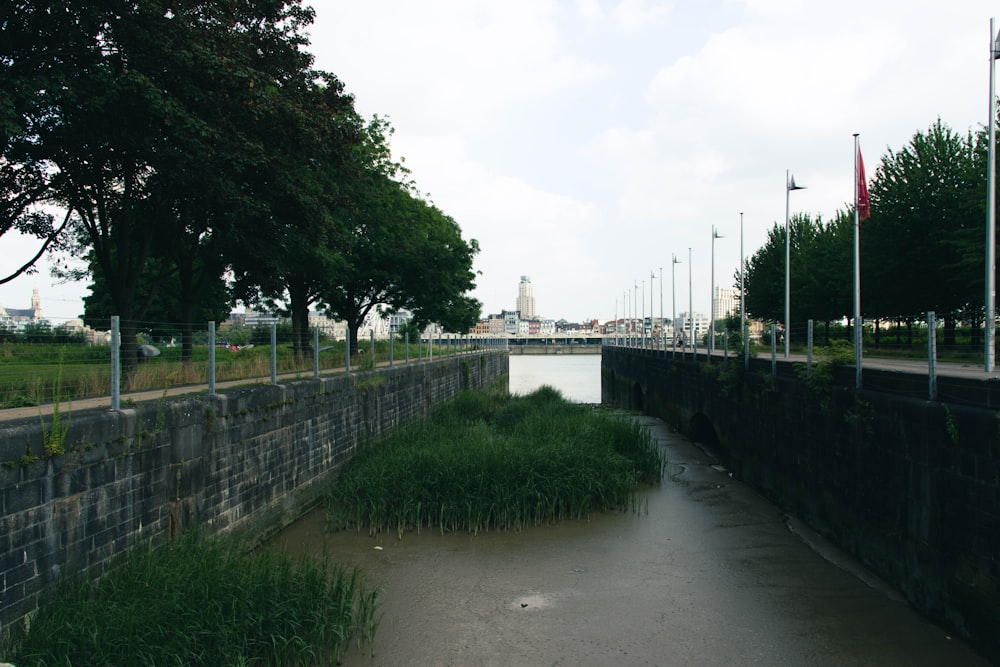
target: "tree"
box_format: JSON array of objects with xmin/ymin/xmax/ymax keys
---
[
  {"xmin": 320, "ymin": 164, "xmax": 481, "ymax": 351},
  {"xmin": 2, "ymin": 0, "xmax": 320, "ymax": 375},
  {"xmin": 227, "ymin": 74, "xmax": 360, "ymax": 357},
  {"xmin": 744, "ymin": 220, "xmax": 788, "ymax": 324},
  {"xmin": 865, "ymin": 120, "xmax": 982, "ymax": 345}
]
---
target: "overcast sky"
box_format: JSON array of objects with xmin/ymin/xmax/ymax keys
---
[{"xmin": 3, "ymin": 0, "xmax": 999, "ymax": 324}]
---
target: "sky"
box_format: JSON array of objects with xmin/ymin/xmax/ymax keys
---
[{"xmin": 3, "ymin": 0, "xmax": 999, "ymax": 325}]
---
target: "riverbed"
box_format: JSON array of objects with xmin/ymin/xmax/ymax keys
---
[{"xmin": 268, "ymin": 414, "xmax": 989, "ymax": 666}]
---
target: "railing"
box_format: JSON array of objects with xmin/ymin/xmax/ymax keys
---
[
  {"xmin": 603, "ymin": 312, "xmax": 999, "ymax": 403},
  {"xmin": 0, "ymin": 316, "xmax": 507, "ymax": 412}
]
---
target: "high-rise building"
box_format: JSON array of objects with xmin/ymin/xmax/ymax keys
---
[
  {"xmin": 713, "ymin": 286, "xmax": 738, "ymax": 322},
  {"xmin": 516, "ymin": 276, "xmax": 536, "ymax": 319}
]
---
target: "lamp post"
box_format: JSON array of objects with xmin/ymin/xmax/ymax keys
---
[
  {"xmin": 785, "ymin": 169, "xmax": 806, "ymax": 358},
  {"xmin": 672, "ymin": 254, "xmax": 681, "ymax": 356},
  {"xmin": 987, "ymin": 17, "xmax": 1000, "ymax": 371},
  {"xmin": 740, "ymin": 212, "xmax": 748, "ymax": 368},
  {"xmin": 688, "ymin": 247, "xmax": 693, "ymax": 355},
  {"xmin": 710, "ymin": 225, "xmax": 724, "ymax": 354},
  {"xmin": 649, "ymin": 271, "xmax": 656, "ymax": 349},
  {"xmin": 641, "ymin": 279, "xmax": 645, "ymax": 348},
  {"xmin": 633, "ymin": 281, "xmax": 638, "ymax": 346},
  {"xmin": 659, "ymin": 266, "xmax": 664, "ymax": 350}
]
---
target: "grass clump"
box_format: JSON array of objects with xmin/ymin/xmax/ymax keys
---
[
  {"xmin": 3, "ymin": 531, "xmax": 380, "ymax": 666},
  {"xmin": 327, "ymin": 386, "xmax": 664, "ymax": 537}
]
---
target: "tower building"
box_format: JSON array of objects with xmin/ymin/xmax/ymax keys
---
[{"xmin": 516, "ymin": 276, "xmax": 536, "ymax": 319}]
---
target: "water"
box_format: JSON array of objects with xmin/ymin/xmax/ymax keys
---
[
  {"xmin": 270, "ymin": 416, "xmax": 989, "ymax": 666},
  {"xmin": 507, "ymin": 354, "xmax": 601, "ymax": 403}
]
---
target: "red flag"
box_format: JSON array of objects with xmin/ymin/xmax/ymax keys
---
[{"xmin": 856, "ymin": 147, "xmax": 871, "ymax": 221}]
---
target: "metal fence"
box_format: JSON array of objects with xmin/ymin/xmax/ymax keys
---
[{"xmin": 0, "ymin": 316, "xmax": 507, "ymax": 412}]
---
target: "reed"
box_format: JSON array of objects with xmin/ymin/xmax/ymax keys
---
[
  {"xmin": 3, "ymin": 531, "xmax": 380, "ymax": 666},
  {"xmin": 326, "ymin": 386, "xmax": 664, "ymax": 536}
]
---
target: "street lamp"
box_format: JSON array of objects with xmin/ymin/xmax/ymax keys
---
[
  {"xmin": 987, "ymin": 17, "xmax": 1000, "ymax": 371},
  {"xmin": 672, "ymin": 254, "xmax": 681, "ymax": 356},
  {"xmin": 740, "ymin": 212, "xmax": 748, "ymax": 368},
  {"xmin": 649, "ymin": 271, "xmax": 657, "ymax": 349},
  {"xmin": 710, "ymin": 225, "xmax": 724, "ymax": 354},
  {"xmin": 785, "ymin": 169, "xmax": 806, "ymax": 358},
  {"xmin": 688, "ymin": 247, "xmax": 693, "ymax": 355},
  {"xmin": 659, "ymin": 266, "xmax": 663, "ymax": 350},
  {"xmin": 641, "ymin": 279, "xmax": 645, "ymax": 348}
]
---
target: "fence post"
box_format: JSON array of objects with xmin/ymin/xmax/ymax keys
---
[
  {"xmin": 405, "ymin": 332, "xmax": 410, "ymax": 363},
  {"xmin": 723, "ymin": 330, "xmax": 729, "ymax": 361},
  {"xmin": 770, "ymin": 325, "xmax": 777, "ymax": 377},
  {"xmin": 346, "ymin": 331, "xmax": 351, "ymax": 374},
  {"xmin": 208, "ymin": 321, "xmax": 216, "ymax": 395},
  {"xmin": 313, "ymin": 327, "xmax": 320, "ymax": 379},
  {"xmin": 928, "ymin": 311, "xmax": 938, "ymax": 401},
  {"xmin": 270, "ymin": 322, "xmax": 277, "ymax": 385},
  {"xmin": 389, "ymin": 331, "xmax": 394, "ymax": 367},
  {"xmin": 370, "ymin": 330, "xmax": 375, "ymax": 370},
  {"xmin": 743, "ymin": 322, "xmax": 749, "ymax": 371},
  {"xmin": 110, "ymin": 315, "xmax": 120, "ymax": 411},
  {"xmin": 807, "ymin": 319, "xmax": 814, "ymax": 369}
]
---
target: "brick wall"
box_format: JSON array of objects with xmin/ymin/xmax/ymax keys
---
[{"xmin": 0, "ymin": 351, "xmax": 508, "ymax": 633}]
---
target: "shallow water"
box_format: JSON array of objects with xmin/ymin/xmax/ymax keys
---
[
  {"xmin": 508, "ymin": 354, "xmax": 600, "ymax": 403},
  {"xmin": 269, "ymin": 416, "xmax": 989, "ymax": 666}
]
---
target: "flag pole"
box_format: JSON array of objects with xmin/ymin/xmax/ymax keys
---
[
  {"xmin": 854, "ymin": 134, "xmax": 863, "ymax": 389},
  {"xmin": 986, "ymin": 18, "xmax": 998, "ymax": 372}
]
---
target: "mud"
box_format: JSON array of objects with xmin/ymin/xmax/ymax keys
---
[{"xmin": 269, "ymin": 416, "xmax": 989, "ymax": 666}]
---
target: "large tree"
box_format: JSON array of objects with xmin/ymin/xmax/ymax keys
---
[
  {"xmin": 2, "ymin": 0, "xmax": 318, "ymax": 374},
  {"xmin": 228, "ymin": 75, "xmax": 360, "ymax": 357},
  {"xmin": 320, "ymin": 147, "xmax": 481, "ymax": 351},
  {"xmin": 865, "ymin": 119, "xmax": 983, "ymax": 344}
]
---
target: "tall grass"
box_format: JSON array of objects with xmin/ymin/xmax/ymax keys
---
[
  {"xmin": 3, "ymin": 532, "xmax": 380, "ymax": 666},
  {"xmin": 326, "ymin": 386, "xmax": 664, "ymax": 537}
]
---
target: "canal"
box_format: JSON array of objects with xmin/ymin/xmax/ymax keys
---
[{"xmin": 269, "ymin": 355, "xmax": 989, "ymax": 666}]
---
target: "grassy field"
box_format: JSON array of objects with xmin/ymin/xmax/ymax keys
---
[{"xmin": 326, "ymin": 386, "xmax": 665, "ymax": 537}]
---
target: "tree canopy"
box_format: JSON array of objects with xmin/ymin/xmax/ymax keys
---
[
  {"xmin": 742, "ymin": 118, "xmax": 996, "ymax": 347},
  {"xmin": 2, "ymin": 0, "xmax": 482, "ymax": 369}
]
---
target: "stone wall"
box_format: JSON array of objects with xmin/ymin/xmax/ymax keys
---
[
  {"xmin": 0, "ymin": 352, "xmax": 508, "ymax": 634},
  {"xmin": 602, "ymin": 346, "xmax": 999, "ymax": 662}
]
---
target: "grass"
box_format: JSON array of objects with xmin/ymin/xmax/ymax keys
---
[
  {"xmin": 326, "ymin": 386, "xmax": 664, "ymax": 537},
  {"xmin": 0, "ymin": 338, "xmax": 462, "ymax": 408},
  {"xmin": 3, "ymin": 531, "xmax": 381, "ymax": 666}
]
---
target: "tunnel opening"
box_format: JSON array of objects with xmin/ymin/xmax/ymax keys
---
[
  {"xmin": 689, "ymin": 412, "xmax": 721, "ymax": 449},
  {"xmin": 631, "ymin": 381, "xmax": 644, "ymax": 412}
]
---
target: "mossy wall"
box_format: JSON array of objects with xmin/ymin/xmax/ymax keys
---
[{"xmin": 0, "ymin": 352, "xmax": 509, "ymax": 634}]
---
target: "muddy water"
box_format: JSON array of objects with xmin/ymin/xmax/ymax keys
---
[{"xmin": 269, "ymin": 416, "xmax": 989, "ymax": 666}]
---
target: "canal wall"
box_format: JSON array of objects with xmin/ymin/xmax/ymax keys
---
[
  {"xmin": 0, "ymin": 351, "xmax": 508, "ymax": 635},
  {"xmin": 602, "ymin": 346, "xmax": 1000, "ymax": 661}
]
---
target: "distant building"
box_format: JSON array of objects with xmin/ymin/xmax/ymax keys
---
[
  {"xmin": 502, "ymin": 310, "xmax": 520, "ymax": 335},
  {"xmin": 713, "ymin": 286, "xmax": 738, "ymax": 323},
  {"xmin": 676, "ymin": 311, "xmax": 709, "ymax": 342},
  {"xmin": 0, "ymin": 288, "xmax": 46, "ymax": 330},
  {"xmin": 516, "ymin": 276, "xmax": 536, "ymax": 319}
]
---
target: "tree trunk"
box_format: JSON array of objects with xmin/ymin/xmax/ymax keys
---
[{"xmin": 944, "ymin": 314, "xmax": 957, "ymax": 347}]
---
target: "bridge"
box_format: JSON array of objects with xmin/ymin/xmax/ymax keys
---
[{"xmin": 602, "ymin": 343, "xmax": 1000, "ymax": 662}]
